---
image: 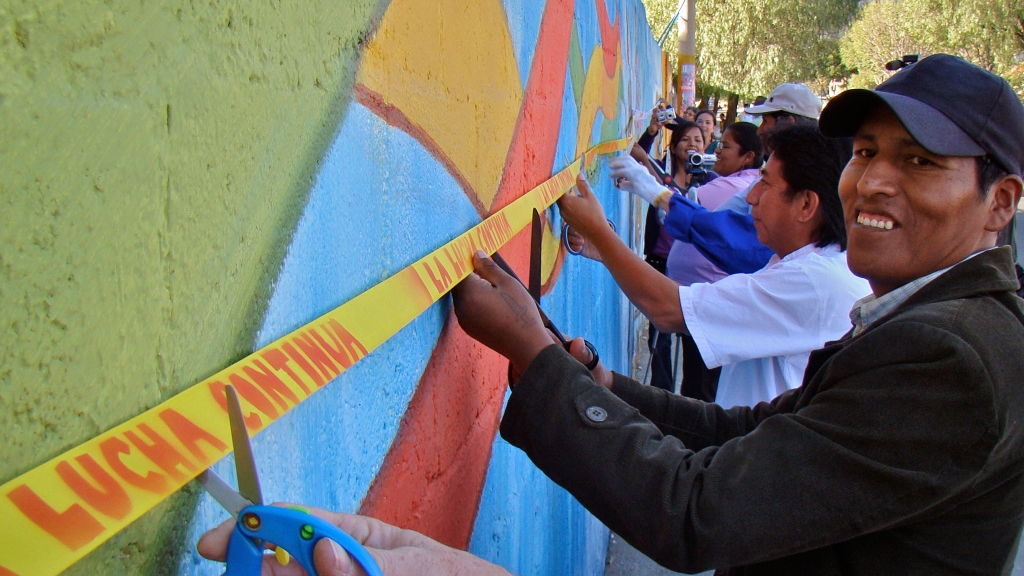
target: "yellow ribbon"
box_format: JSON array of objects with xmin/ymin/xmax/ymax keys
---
[{"xmin": 0, "ymin": 137, "xmax": 631, "ymax": 576}]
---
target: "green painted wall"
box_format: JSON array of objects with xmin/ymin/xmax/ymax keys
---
[{"xmin": 0, "ymin": 0, "xmax": 386, "ymax": 572}]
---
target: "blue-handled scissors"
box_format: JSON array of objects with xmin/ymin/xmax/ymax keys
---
[{"xmin": 198, "ymin": 385, "xmax": 383, "ymax": 576}]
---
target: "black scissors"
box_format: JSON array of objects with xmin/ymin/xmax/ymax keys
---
[{"xmin": 489, "ymin": 250, "xmax": 600, "ymax": 378}]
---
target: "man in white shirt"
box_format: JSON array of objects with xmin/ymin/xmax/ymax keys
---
[{"xmin": 559, "ymin": 124, "xmax": 870, "ymax": 407}]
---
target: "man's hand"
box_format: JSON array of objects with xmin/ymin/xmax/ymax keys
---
[
  {"xmin": 565, "ymin": 337, "xmax": 613, "ymax": 389},
  {"xmin": 608, "ymin": 156, "xmax": 668, "ymax": 205},
  {"xmin": 197, "ymin": 505, "xmax": 511, "ymax": 576},
  {"xmin": 452, "ymin": 251, "xmax": 554, "ymax": 372},
  {"xmin": 564, "ymin": 226, "xmax": 603, "ymax": 261},
  {"xmin": 558, "ymin": 174, "xmax": 617, "ymax": 244}
]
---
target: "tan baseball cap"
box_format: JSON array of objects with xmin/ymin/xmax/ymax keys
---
[{"xmin": 745, "ymin": 83, "xmax": 822, "ymax": 119}]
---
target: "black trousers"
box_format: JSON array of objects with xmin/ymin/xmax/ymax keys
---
[
  {"xmin": 644, "ymin": 255, "xmax": 720, "ymax": 401},
  {"xmin": 644, "ymin": 255, "xmax": 675, "ymax": 392},
  {"xmin": 679, "ymin": 333, "xmax": 720, "ymax": 402},
  {"xmin": 648, "ymin": 324, "xmax": 675, "ymax": 392}
]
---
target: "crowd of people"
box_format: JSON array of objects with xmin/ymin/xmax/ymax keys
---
[{"xmin": 198, "ymin": 54, "xmax": 1024, "ymax": 576}]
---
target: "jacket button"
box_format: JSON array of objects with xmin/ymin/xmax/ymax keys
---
[{"xmin": 585, "ymin": 406, "xmax": 608, "ymax": 422}]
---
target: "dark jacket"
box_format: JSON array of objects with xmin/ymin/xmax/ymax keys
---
[
  {"xmin": 501, "ymin": 247, "xmax": 1024, "ymax": 575},
  {"xmin": 663, "ymin": 193, "xmax": 773, "ymax": 274}
]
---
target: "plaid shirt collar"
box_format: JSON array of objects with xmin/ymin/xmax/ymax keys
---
[{"xmin": 849, "ymin": 249, "xmax": 995, "ymax": 337}]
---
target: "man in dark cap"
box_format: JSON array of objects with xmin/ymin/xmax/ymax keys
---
[
  {"xmin": 198, "ymin": 55, "xmax": 1024, "ymax": 575},
  {"xmin": 451, "ymin": 54, "xmax": 1024, "ymax": 574}
]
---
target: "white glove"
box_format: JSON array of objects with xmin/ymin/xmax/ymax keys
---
[{"xmin": 608, "ymin": 155, "xmax": 670, "ymax": 206}]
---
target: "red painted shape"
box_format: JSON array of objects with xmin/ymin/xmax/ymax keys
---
[
  {"xmin": 489, "ymin": 0, "xmax": 576, "ymax": 214},
  {"xmin": 359, "ymin": 0, "xmax": 579, "ymax": 548},
  {"xmin": 595, "ymin": 0, "xmax": 621, "ymax": 78},
  {"xmin": 358, "ymin": 309, "xmax": 509, "ymax": 549}
]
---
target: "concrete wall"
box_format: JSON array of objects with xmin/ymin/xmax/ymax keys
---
[{"xmin": 0, "ymin": 0, "xmax": 660, "ymax": 573}]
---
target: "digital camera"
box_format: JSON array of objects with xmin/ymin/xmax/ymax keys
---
[
  {"xmin": 655, "ymin": 106, "xmax": 676, "ymax": 124},
  {"xmin": 685, "ymin": 152, "xmax": 716, "ymax": 174}
]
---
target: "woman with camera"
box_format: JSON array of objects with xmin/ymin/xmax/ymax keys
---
[
  {"xmin": 625, "ymin": 119, "xmax": 717, "ymax": 395},
  {"xmin": 655, "ymin": 122, "xmax": 763, "ymax": 401},
  {"xmin": 681, "ymin": 121, "xmax": 762, "ymax": 211},
  {"xmin": 638, "ymin": 121, "xmax": 763, "ymax": 290}
]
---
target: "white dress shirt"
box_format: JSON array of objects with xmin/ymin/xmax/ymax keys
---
[{"xmin": 678, "ymin": 243, "xmax": 871, "ymax": 408}]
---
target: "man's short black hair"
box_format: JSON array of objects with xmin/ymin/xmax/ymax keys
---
[
  {"xmin": 767, "ymin": 111, "xmax": 818, "ymax": 127},
  {"xmin": 766, "ymin": 125, "xmax": 852, "ymax": 250},
  {"xmin": 978, "ymin": 155, "xmax": 1009, "ymax": 198}
]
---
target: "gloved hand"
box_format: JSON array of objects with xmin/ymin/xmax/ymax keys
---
[{"xmin": 608, "ymin": 155, "xmax": 670, "ymax": 206}]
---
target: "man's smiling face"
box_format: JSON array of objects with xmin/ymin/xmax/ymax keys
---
[{"xmin": 840, "ymin": 106, "xmax": 992, "ymax": 296}]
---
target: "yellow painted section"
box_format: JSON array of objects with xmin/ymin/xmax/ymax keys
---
[
  {"xmin": 357, "ymin": 0, "xmax": 523, "ymax": 209},
  {"xmin": 575, "ymin": 49, "xmax": 623, "ymax": 157},
  {"xmin": 541, "ymin": 224, "xmax": 563, "ymax": 286}
]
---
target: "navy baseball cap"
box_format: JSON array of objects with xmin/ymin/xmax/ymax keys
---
[{"xmin": 819, "ymin": 54, "xmax": 1024, "ymax": 176}]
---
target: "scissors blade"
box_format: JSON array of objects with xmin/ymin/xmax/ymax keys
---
[
  {"xmin": 490, "ymin": 252, "xmax": 568, "ymax": 345},
  {"xmin": 528, "ymin": 209, "xmax": 542, "ymax": 301},
  {"xmin": 225, "ymin": 385, "xmax": 264, "ymax": 506},
  {"xmin": 197, "ymin": 469, "xmax": 254, "ymax": 517}
]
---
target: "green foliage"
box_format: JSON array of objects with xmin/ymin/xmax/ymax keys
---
[
  {"xmin": 642, "ymin": 0, "xmax": 1024, "ymax": 102},
  {"xmin": 694, "ymin": 0, "xmax": 859, "ymax": 98},
  {"xmin": 642, "ymin": 0, "xmax": 680, "ymax": 46},
  {"xmin": 640, "ymin": 0, "xmax": 682, "ymax": 90},
  {"xmin": 840, "ymin": 0, "xmax": 1024, "ymax": 97},
  {"xmin": 640, "ymin": 0, "xmax": 859, "ymax": 99}
]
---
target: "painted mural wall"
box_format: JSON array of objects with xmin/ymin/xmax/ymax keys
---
[{"xmin": 0, "ymin": 0, "xmax": 660, "ymax": 573}]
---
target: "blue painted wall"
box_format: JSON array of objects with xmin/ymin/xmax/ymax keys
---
[{"xmin": 179, "ymin": 0, "xmax": 661, "ymax": 573}]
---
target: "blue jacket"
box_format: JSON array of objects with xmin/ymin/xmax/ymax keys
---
[
  {"xmin": 636, "ymin": 130, "xmax": 772, "ymax": 274},
  {"xmin": 662, "ymin": 193, "xmax": 774, "ymax": 274}
]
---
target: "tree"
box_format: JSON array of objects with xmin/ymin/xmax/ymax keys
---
[
  {"xmin": 640, "ymin": 0, "xmax": 858, "ymax": 113},
  {"xmin": 840, "ymin": 0, "xmax": 1024, "ymax": 98},
  {"xmin": 642, "ymin": 0, "xmax": 680, "ymax": 45},
  {"xmin": 839, "ymin": 0, "xmax": 930, "ymax": 89},
  {"xmin": 694, "ymin": 0, "xmax": 859, "ymax": 98}
]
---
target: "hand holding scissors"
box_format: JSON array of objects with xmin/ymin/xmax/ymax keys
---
[{"xmin": 197, "ymin": 386, "xmax": 382, "ymax": 576}]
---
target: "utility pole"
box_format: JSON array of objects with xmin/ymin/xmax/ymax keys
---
[{"xmin": 676, "ymin": 0, "xmax": 696, "ymax": 110}]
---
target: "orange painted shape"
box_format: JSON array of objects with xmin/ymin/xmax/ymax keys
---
[
  {"xmin": 359, "ymin": 223, "xmax": 545, "ymax": 549},
  {"xmin": 595, "ymin": 0, "xmax": 621, "ymax": 77},
  {"xmin": 490, "ymin": 0, "xmax": 576, "ymax": 213},
  {"xmin": 358, "ymin": 313, "xmax": 508, "ymax": 549},
  {"xmin": 354, "ymin": 84, "xmax": 487, "ymax": 218},
  {"xmin": 360, "ymin": 0, "xmax": 579, "ymax": 545}
]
